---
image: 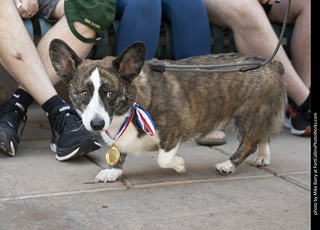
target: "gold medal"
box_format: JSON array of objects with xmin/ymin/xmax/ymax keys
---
[{"xmin": 106, "ymin": 143, "xmax": 120, "ymax": 166}]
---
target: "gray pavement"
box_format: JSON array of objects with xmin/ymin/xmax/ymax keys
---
[{"xmin": 0, "ymin": 106, "xmax": 311, "ymax": 229}]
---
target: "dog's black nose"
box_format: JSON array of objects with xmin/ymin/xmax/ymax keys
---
[{"xmin": 90, "ymin": 119, "xmax": 105, "ymax": 131}]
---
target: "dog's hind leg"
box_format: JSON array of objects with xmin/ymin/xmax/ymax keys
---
[
  {"xmin": 95, "ymin": 152, "xmax": 127, "ymax": 183},
  {"xmin": 253, "ymin": 139, "xmax": 271, "ymax": 167},
  {"xmin": 216, "ymin": 137, "xmax": 259, "ymax": 174},
  {"xmin": 157, "ymin": 143, "xmax": 186, "ymax": 173}
]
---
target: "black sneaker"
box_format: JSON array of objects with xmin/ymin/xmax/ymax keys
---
[
  {"xmin": 47, "ymin": 104, "xmax": 101, "ymax": 161},
  {"xmin": 0, "ymin": 101, "xmax": 27, "ymax": 156},
  {"xmin": 284, "ymin": 103, "xmax": 311, "ymax": 136}
]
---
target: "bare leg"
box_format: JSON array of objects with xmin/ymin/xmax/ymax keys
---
[
  {"xmin": 268, "ymin": 0, "xmax": 311, "ymax": 89},
  {"xmin": 36, "ymin": 0, "xmax": 96, "ymax": 86},
  {"xmin": 0, "ymin": 0, "xmax": 56, "ymax": 105},
  {"xmin": 203, "ymin": 0, "xmax": 310, "ymax": 106},
  {"xmin": 0, "ymin": 0, "xmax": 100, "ymax": 158}
]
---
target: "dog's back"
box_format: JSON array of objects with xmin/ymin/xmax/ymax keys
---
[{"xmin": 140, "ymin": 53, "xmax": 286, "ymax": 146}]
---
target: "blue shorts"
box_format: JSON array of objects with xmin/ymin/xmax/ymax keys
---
[
  {"xmin": 115, "ymin": 0, "xmax": 162, "ymax": 60},
  {"xmin": 116, "ymin": 0, "xmax": 211, "ymax": 60}
]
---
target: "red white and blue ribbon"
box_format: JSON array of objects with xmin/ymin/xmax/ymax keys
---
[
  {"xmin": 105, "ymin": 99, "xmax": 155, "ymax": 141},
  {"xmin": 133, "ymin": 102, "xmax": 156, "ymax": 136}
]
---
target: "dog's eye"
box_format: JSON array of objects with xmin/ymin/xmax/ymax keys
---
[
  {"xmin": 106, "ymin": 91, "xmax": 114, "ymax": 99},
  {"xmin": 80, "ymin": 91, "xmax": 89, "ymax": 99}
]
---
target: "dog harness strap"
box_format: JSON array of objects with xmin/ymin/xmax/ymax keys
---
[{"xmin": 105, "ymin": 99, "xmax": 156, "ymax": 141}]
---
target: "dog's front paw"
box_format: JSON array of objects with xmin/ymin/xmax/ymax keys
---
[
  {"xmin": 95, "ymin": 168, "xmax": 123, "ymax": 183},
  {"xmin": 215, "ymin": 160, "xmax": 236, "ymax": 174}
]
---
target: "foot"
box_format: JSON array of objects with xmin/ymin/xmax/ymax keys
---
[
  {"xmin": 253, "ymin": 142, "xmax": 271, "ymax": 167},
  {"xmin": 157, "ymin": 147, "xmax": 186, "ymax": 173},
  {"xmin": 216, "ymin": 160, "xmax": 236, "ymax": 174},
  {"xmin": 284, "ymin": 103, "xmax": 311, "ymax": 136},
  {"xmin": 197, "ymin": 130, "xmax": 226, "ymax": 146},
  {"xmin": 47, "ymin": 104, "xmax": 101, "ymax": 161},
  {"xmin": 0, "ymin": 101, "xmax": 27, "ymax": 156},
  {"xmin": 95, "ymin": 168, "xmax": 123, "ymax": 182}
]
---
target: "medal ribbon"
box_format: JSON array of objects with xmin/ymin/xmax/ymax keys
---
[
  {"xmin": 133, "ymin": 102, "xmax": 156, "ymax": 136},
  {"xmin": 105, "ymin": 99, "xmax": 155, "ymax": 141}
]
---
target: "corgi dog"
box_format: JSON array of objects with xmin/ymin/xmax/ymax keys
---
[{"xmin": 49, "ymin": 39, "xmax": 286, "ymax": 182}]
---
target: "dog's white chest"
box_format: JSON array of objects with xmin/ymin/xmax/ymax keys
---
[{"xmin": 101, "ymin": 121, "xmax": 160, "ymax": 155}]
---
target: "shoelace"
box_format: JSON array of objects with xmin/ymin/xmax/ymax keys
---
[
  {"xmin": 0, "ymin": 103, "xmax": 27, "ymax": 137},
  {"xmin": 52, "ymin": 109, "xmax": 84, "ymax": 134}
]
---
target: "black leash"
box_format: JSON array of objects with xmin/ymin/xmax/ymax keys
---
[{"xmin": 148, "ymin": 0, "xmax": 290, "ymax": 73}]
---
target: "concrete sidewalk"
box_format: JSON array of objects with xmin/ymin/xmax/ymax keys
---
[{"xmin": 0, "ymin": 106, "xmax": 311, "ymax": 230}]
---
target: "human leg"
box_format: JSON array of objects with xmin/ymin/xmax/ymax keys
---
[
  {"xmin": 268, "ymin": 0, "xmax": 311, "ymax": 136},
  {"xmin": 115, "ymin": 0, "xmax": 161, "ymax": 60},
  {"xmin": 203, "ymin": 0, "xmax": 310, "ymax": 136},
  {"xmin": 35, "ymin": 0, "xmax": 103, "ymax": 158},
  {"xmin": 268, "ymin": 0, "xmax": 311, "ymax": 89},
  {"xmin": 0, "ymin": 0, "xmax": 100, "ymax": 157},
  {"xmin": 203, "ymin": 0, "xmax": 309, "ymax": 106},
  {"xmin": 0, "ymin": 0, "xmax": 58, "ymax": 155},
  {"xmin": 0, "ymin": 0, "xmax": 57, "ymax": 106},
  {"xmin": 161, "ymin": 0, "xmax": 211, "ymax": 59},
  {"xmin": 37, "ymin": 0, "xmax": 96, "ymax": 86}
]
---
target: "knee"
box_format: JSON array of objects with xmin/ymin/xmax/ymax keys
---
[
  {"xmin": 290, "ymin": 0, "xmax": 310, "ymax": 19},
  {"xmin": 224, "ymin": 0, "xmax": 265, "ymax": 31}
]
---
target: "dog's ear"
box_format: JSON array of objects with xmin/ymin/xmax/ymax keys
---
[
  {"xmin": 49, "ymin": 39, "xmax": 82, "ymax": 83},
  {"xmin": 112, "ymin": 42, "xmax": 146, "ymax": 82}
]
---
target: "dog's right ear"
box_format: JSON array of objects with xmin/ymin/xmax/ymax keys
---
[{"xmin": 49, "ymin": 39, "xmax": 82, "ymax": 83}]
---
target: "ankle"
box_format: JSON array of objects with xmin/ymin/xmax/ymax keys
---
[
  {"xmin": 297, "ymin": 92, "xmax": 311, "ymax": 114},
  {"xmin": 7, "ymin": 88, "xmax": 34, "ymax": 113},
  {"xmin": 42, "ymin": 95, "xmax": 70, "ymax": 116}
]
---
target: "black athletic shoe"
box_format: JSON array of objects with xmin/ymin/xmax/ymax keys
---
[
  {"xmin": 284, "ymin": 104, "xmax": 311, "ymax": 136},
  {"xmin": 0, "ymin": 102, "xmax": 27, "ymax": 156},
  {"xmin": 47, "ymin": 104, "xmax": 101, "ymax": 161}
]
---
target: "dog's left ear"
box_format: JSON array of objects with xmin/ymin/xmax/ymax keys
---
[
  {"xmin": 49, "ymin": 39, "xmax": 82, "ymax": 83},
  {"xmin": 112, "ymin": 42, "xmax": 146, "ymax": 82}
]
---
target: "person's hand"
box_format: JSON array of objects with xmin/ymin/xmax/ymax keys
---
[
  {"xmin": 258, "ymin": 0, "xmax": 276, "ymax": 5},
  {"xmin": 15, "ymin": 0, "xmax": 39, "ymax": 19}
]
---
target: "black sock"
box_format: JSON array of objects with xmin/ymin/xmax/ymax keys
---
[
  {"xmin": 298, "ymin": 92, "xmax": 311, "ymax": 113},
  {"xmin": 7, "ymin": 89, "xmax": 34, "ymax": 113},
  {"xmin": 42, "ymin": 95, "xmax": 69, "ymax": 116}
]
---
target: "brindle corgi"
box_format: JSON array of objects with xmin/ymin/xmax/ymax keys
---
[{"xmin": 49, "ymin": 39, "xmax": 286, "ymax": 182}]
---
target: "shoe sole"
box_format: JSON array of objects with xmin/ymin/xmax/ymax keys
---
[
  {"xmin": 283, "ymin": 117, "xmax": 311, "ymax": 136},
  {"xmin": 52, "ymin": 139, "xmax": 101, "ymax": 161},
  {"xmin": 197, "ymin": 139, "xmax": 226, "ymax": 147},
  {"xmin": 0, "ymin": 131, "xmax": 16, "ymax": 156}
]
